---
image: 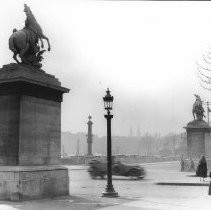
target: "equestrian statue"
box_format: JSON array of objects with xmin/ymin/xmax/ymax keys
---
[
  {"xmin": 9, "ymin": 4, "xmax": 51, "ymax": 68},
  {"xmin": 192, "ymin": 94, "xmax": 205, "ymax": 120}
]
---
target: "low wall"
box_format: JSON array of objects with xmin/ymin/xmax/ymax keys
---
[{"xmin": 61, "ymin": 155, "xmax": 180, "ymax": 165}]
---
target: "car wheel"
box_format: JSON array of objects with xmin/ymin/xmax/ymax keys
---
[
  {"xmin": 90, "ymin": 173, "xmax": 97, "ymax": 179},
  {"xmin": 113, "ymin": 166, "xmax": 120, "ymax": 174},
  {"xmin": 128, "ymin": 168, "xmax": 140, "ymax": 178},
  {"xmin": 137, "ymin": 175, "xmax": 144, "ymax": 180},
  {"xmin": 100, "ymin": 174, "xmax": 105, "ymax": 179}
]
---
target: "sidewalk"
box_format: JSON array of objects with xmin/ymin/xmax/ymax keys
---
[
  {"xmin": 99, "ymin": 196, "xmax": 211, "ymax": 210},
  {"xmin": 2, "ymin": 193, "xmax": 210, "ymax": 210},
  {"xmin": 0, "ymin": 194, "xmax": 134, "ymax": 210},
  {"xmin": 155, "ymin": 173, "xmax": 210, "ymax": 186}
]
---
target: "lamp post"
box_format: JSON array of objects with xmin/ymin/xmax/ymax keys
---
[{"xmin": 102, "ymin": 88, "xmax": 118, "ymax": 197}]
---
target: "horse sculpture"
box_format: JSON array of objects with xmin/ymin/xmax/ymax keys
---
[
  {"xmin": 192, "ymin": 94, "xmax": 205, "ymax": 120},
  {"xmin": 8, "ymin": 4, "xmax": 50, "ymax": 68}
]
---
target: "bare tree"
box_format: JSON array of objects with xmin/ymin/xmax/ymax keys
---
[{"xmin": 197, "ymin": 50, "xmax": 211, "ymax": 91}]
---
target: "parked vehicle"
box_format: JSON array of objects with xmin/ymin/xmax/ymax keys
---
[{"xmin": 88, "ymin": 159, "xmax": 146, "ymax": 179}]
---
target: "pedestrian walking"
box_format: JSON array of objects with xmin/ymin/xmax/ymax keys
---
[
  {"xmin": 208, "ymin": 172, "xmax": 211, "ymax": 195},
  {"xmin": 196, "ymin": 155, "xmax": 207, "ymax": 181},
  {"xmin": 188, "ymin": 158, "xmax": 195, "ymax": 172},
  {"xmin": 180, "ymin": 155, "xmax": 185, "ymax": 172}
]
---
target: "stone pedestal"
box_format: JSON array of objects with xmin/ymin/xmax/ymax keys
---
[
  {"xmin": 205, "ymin": 133, "xmax": 211, "ymax": 170},
  {"xmin": 0, "ymin": 63, "xmax": 69, "ymax": 200},
  {"xmin": 0, "ymin": 166, "xmax": 69, "ymax": 201},
  {"xmin": 184, "ymin": 119, "xmax": 211, "ymax": 169}
]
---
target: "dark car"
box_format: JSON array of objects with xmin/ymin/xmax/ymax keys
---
[{"xmin": 88, "ymin": 159, "xmax": 146, "ymax": 179}]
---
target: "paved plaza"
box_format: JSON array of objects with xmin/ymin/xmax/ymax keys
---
[{"xmin": 1, "ymin": 161, "xmax": 211, "ymax": 210}]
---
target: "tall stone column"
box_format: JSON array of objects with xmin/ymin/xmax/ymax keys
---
[
  {"xmin": 87, "ymin": 115, "xmax": 93, "ymax": 156},
  {"xmin": 0, "ymin": 63, "xmax": 69, "ymax": 201}
]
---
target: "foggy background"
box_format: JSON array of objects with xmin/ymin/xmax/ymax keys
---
[{"xmin": 1, "ymin": 0, "xmax": 211, "ymax": 137}]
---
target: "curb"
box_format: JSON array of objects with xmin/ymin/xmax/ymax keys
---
[
  {"xmin": 155, "ymin": 182, "xmax": 209, "ymax": 186},
  {"xmin": 68, "ymin": 168, "xmax": 87, "ymax": 170},
  {"xmin": 68, "ymin": 166, "xmax": 88, "ymax": 171}
]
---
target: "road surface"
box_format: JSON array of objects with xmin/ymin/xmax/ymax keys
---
[
  {"xmin": 68, "ymin": 161, "xmax": 211, "ymax": 209},
  {"xmin": 1, "ymin": 161, "xmax": 211, "ymax": 210}
]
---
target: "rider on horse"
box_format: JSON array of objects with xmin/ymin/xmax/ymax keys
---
[
  {"xmin": 9, "ymin": 4, "xmax": 50, "ymax": 68},
  {"xmin": 23, "ymin": 4, "xmax": 44, "ymax": 53},
  {"xmin": 192, "ymin": 94, "xmax": 205, "ymax": 120}
]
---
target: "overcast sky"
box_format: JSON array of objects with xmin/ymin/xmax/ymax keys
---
[{"xmin": 1, "ymin": 0, "xmax": 211, "ymax": 137}]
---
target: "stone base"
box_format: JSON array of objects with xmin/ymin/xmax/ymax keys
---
[
  {"xmin": 205, "ymin": 133, "xmax": 211, "ymax": 171},
  {"xmin": 102, "ymin": 191, "xmax": 119, "ymax": 197},
  {"xmin": 0, "ymin": 165, "xmax": 69, "ymax": 201},
  {"xmin": 102, "ymin": 185, "xmax": 119, "ymax": 198},
  {"xmin": 184, "ymin": 119, "xmax": 211, "ymax": 159}
]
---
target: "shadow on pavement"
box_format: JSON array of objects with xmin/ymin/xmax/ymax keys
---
[
  {"xmin": 0, "ymin": 195, "xmax": 116, "ymax": 210},
  {"xmin": 92, "ymin": 177, "xmax": 148, "ymax": 181},
  {"xmin": 187, "ymin": 174, "xmax": 197, "ymax": 177}
]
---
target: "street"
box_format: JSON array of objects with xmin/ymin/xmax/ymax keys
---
[
  {"xmin": 69, "ymin": 161, "xmax": 208, "ymax": 199},
  {"xmin": 1, "ymin": 161, "xmax": 211, "ymax": 210},
  {"xmin": 68, "ymin": 161, "xmax": 211, "ymax": 209}
]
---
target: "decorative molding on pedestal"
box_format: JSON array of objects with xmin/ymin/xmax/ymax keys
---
[{"xmin": 0, "ymin": 63, "xmax": 69, "ymax": 102}]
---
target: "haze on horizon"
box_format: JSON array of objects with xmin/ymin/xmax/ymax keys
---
[{"xmin": 1, "ymin": 0, "xmax": 211, "ymax": 137}]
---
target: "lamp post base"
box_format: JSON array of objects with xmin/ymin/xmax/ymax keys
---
[{"xmin": 102, "ymin": 185, "xmax": 119, "ymax": 197}]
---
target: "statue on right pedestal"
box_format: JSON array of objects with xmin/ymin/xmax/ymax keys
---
[
  {"xmin": 184, "ymin": 95, "xmax": 211, "ymax": 161},
  {"xmin": 192, "ymin": 94, "xmax": 205, "ymax": 120}
]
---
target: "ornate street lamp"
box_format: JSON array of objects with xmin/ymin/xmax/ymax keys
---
[{"xmin": 102, "ymin": 88, "xmax": 118, "ymax": 197}]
